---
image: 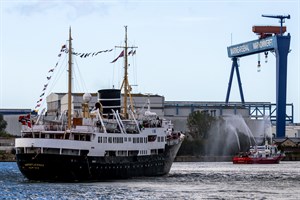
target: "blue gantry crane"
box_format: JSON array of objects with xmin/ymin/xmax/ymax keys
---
[{"xmin": 225, "ymin": 14, "xmax": 291, "ymax": 138}]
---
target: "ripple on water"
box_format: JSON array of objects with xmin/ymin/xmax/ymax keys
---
[{"xmin": 0, "ymin": 162, "xmax": 300, "ymax": 200}]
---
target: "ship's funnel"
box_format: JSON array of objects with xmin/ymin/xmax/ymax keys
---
[{"xmin": 98, "ymin": 89, "xmax": 121, "ymax": 116}]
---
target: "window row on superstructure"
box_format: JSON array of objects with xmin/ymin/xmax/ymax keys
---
[{"xmin": 97, "ymin": 136, "xmax": 165, "ymax": 144}]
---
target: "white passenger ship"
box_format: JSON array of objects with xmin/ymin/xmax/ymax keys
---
[{"xmin": 15, "ymin": 27, "xmax": 184, "ymax": 181}]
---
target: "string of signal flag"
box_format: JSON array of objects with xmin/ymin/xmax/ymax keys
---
[{"xmin": 34, "ymin": 44, "xmax": 137, "ymax": 111}]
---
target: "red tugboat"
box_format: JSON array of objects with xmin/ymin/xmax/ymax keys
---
[{"xmin": 233, "ymin": 143, "xmax": 285, "ymax": 164}]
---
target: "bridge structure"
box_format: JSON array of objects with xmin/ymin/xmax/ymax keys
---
[{"xmin": 225, "ymin": 15, "xmax": 291, "ymax": 138}]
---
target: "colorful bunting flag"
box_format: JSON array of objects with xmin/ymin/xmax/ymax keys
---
[
  {"xmin": 33, "ymin": 45, "xmax": 114, "ymax": 110},
  {"xmin": 72, "ymin": 49, "xmax": 113, "ymax": 58},
  {"xmin": 111, "ymin": 50, "xmax": 124, "ymax": 63}
]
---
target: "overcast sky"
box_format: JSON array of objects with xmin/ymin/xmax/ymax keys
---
[{"xmin": 1, "ymin": 0, "xmax": 299, "ymax": 121}]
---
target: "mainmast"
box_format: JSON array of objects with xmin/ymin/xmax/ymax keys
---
[
  {"xmin": 67, "ymin": 27, "xmax": 72, "ymax": 130},
  {"xmin": 116, "ymin": 26, "xmax": 137, "ymax": 118},
  {"xmin": 123, "ymin": 26, "xmax": 129, "ymax": 118}
]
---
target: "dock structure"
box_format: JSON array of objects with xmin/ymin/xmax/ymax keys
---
[{"xmin": 225, "ymin": 14, "xmax": 291, "ymax": 138}]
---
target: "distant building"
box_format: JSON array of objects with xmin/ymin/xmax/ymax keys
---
[
  {"xmin": 45, "ymin": 93, "xmax": 252, "ymax": 133},
  {"xmin": 1, "ymin": 93, "xmax": 298, "ymax": 138},
  {"xmin": 164, "ymin": 101, "xmax": 251, "ymax": 132},
  {"xmin": 284, "ymin": 124, "xmax": 300, "ymax": 138},
  {"xmin": 0, "ymin": 138, "xmax": 15, "ymax": 151},
  {"xmin": 46, "ymin": 92, "xmax": 165, "ymax": 117},
  {"xmin": 0, "ymin": 109, "xmax": 31, "ymax": 136}
]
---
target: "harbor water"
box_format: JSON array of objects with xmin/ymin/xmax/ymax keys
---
[{"xmin": 1, "ymin": 162, "xmax": 299, "ymax": 199}]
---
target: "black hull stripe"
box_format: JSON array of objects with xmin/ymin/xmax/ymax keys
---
[{"xmin": 16, "ymin": 143, "xmax": 182, "ymax": 182}]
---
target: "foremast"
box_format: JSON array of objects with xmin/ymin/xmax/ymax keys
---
[
  {"xmin": 67, "ymin": 27, "xmax": 73, "ymax": 130},
  {"xmin": 116, "ymin": 26, "xmax": 137, "ymax": 118}
]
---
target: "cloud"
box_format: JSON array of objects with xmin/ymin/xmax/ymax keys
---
[
  {"xmin": 4, "ymin": 1, "xmax": 112, "ymax": 18},
  {"xmin": 5, "ymin": 1, "xmax": 57, "ymax": 16}
]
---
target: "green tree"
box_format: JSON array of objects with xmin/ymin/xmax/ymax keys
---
[
  {"xmin": 177, "ymin": 139, "xmax": 205, "ymax": 156},
  {"xmin": 0, "ymin": 114, "xmax": 11, "ymax": 137},
  {"xmin": 0, "ymin": 114, "xmax": 7, "ymax": 132},
  {"xmin": 186, "ymin": 110, "xmax": 215, "ymax": 140}
]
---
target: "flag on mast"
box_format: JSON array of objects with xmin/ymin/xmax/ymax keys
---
[{"xmin": 111, "ymin": 50, "xmax": 124, "ymax": 63}]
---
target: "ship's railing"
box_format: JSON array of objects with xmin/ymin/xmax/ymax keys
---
[
  {"xmin": 167, "ymin": 137, "xmax": 180, "ymax": 146},
  {"xmin": 21, "ymin": 124, "xmax": 66, "ymax": 132},
  {"xmin": 167, "ymin": 132, "xmax": 183, "ymax": 145},
  {"xmin": 44, "ymin": 125, "xmax": 66, "ymax": 131},
  {"xmin": 73, "ymin": 125, "xmax": 94, "ymax": 132}
]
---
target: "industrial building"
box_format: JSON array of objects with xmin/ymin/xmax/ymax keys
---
[
  {"xmin": 1, "ymin": 92, "xmax": 298, "ymax": 138},
  {"xmin": 0, "ymin": 109, "xmax": 31, "ymax": 136},
  {"xmin": 46, "ymin": 92, "xmax": 165, "ymax": 117}
]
